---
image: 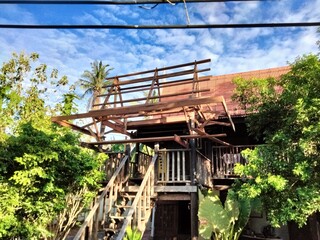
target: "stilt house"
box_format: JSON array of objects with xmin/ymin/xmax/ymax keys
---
[{"xmin": 52, "ymin": 59, "xmax": 291, "ymax": 240}]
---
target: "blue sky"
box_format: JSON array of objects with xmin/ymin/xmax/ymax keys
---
[{"xmin": 0, "ymin": 0, "xmax": 319, "ymax": 101}]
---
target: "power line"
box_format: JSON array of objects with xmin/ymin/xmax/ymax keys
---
[
  {"xmin": 0, "ymin": 22, "xmax": 319, "ymax": 29},
  {"xmin": 0, "ymin": 0, "xmax": 274, "ymax": 4}
]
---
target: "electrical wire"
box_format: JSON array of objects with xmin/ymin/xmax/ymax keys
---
[
  {"xmin": 0, "ymin": 0, "xmax": 276, "ymax": 4},
  {"xmin": 138, "ymin": 3, "xmax": 159, "ymax": 9},
  {"xmin": 0, "ymin": 22, "xmax": 318, "ymax": 29}
]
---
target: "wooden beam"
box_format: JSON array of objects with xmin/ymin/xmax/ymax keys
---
[
  {"xmin": 104, "ymin": 68, "xmax": 210, "ymax": 88},
  {"xmin": 83, "ymin": 133, "xmax": 227, "ymax": 145},
  {"xmin": 174, "ymin": 134, "xmax": 189, "ymax": 149},
  {"xmin": 221, "ymin": 97, "xmax": 236, "ymax": 131},
  {"xmin": 85, "ymin": 125, "xmax": 99, "ymax": 139},
  {"xmin": 105, "ymin": 59, "xmax": 210, "ymax": 82},
  {"xmin": 51, "ymin": 96, "xmax": 225, "ymax": 122},
  {"xmin": 125, "ymin": 115, "xmax": 187, "ymax": 128},
  {"xmin": 192, "ymin": 128, "xmax": 232, "ymax": 146},
  {"xmin": 93, "ymin": 88, "xmax": 210, "ymax": 107},
  {"xmin": 154, "ymin": 186, "xmax": 197, "ymax": 193},
  {"xmin": 204, "ymin": 120, "xmax": 232, "ymax": 127},
  {"xmin": 103, "ymin": 120, "xmax": 131, "ymax": 136},
  {"xmin": 157, "ymin": 194, "xmax": 191, "ymax": 201},
  {"xmin": 100, "ymin": 77, "xmax": 209, "ymax": 96},
  {"xmin": 54, "ymin": 120, "xmax": 92, "ymax": 136}
]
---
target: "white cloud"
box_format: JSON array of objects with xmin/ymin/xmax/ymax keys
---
[{"xmin": 0, "ymin": 0, "xmax": 318, "ymax": 111}]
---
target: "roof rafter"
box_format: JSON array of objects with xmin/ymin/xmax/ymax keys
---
[{"xmin": 52, "ymin": 59, "xmax": 235, "ymax": 146}]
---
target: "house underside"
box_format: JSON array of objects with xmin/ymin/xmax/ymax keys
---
[{"xmin": 52, "ymin": 60, "xmax": 308, "ymax": 240}]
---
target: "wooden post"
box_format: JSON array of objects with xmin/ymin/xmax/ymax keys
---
[
  {"xmin": 134, "ymin": 142, "xmax": 140, "ymax": 177},
  {"xmin": 190, "ymin": 119, "xmax": 198, "ymax": 240},
  {"xmin": 125, "ymin": 144, "xmax": 131, "ymax": 178},
  {"xmin": 154, "ymin": 143, "xmax": 159, "ymax": 184}
]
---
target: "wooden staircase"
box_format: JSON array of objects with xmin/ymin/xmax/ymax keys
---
[{"xmin": 72, "ymin": 153, "xmax": 158, "ymax": 240}]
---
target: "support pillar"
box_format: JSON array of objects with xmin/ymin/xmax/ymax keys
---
[{"xmin": 190, "ymin": 119, "xmax": 198, "ymax": 240}]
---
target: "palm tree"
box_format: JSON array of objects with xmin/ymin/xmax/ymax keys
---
[{"xmin": 78, "ymin": 60, "xmax": 113, "ymax": 110}]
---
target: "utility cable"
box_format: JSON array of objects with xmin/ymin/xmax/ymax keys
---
[
  {"xmin": 0, "ymin": 0, "xmax": 276, "ymax": 4},
  {"xmin": 0, "ymin": 22, "xmax": 319, "ymax": 29}
]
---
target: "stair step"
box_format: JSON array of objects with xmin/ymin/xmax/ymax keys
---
[
  {"xmin": 109, "ymin": 215, "xmax": 146, "ymax": 221},
  {"xmin": 120, "ymin": 193, "xmax": 136, "ymax": 199},
  {"xmin": 109, "ymin": 215, "xmax": 126, "ymax": 220},
  {"xmin": 104, "ymin": 228, "xmax": 116, "ymax": 233},
  {"xmin": 115, "ymin": 204, "xmax": 132, "ymax": 208}
]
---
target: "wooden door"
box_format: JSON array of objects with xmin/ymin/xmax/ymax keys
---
[{"xmin": 154, "ymin": 202, "xmax": 179, "ymax": 240}]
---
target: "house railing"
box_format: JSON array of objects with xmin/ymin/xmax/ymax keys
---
[
  {"xmin": 73, "ymin": 154, "xmax": 129, "ymax": 240},
  {"xmin": 103, "ymin": 152, "xmax": 126, "ymax": 180},
  {"xmin": 196, "ymin": 150, "xmax": 213, "ymax": 187},
  {"xmin": 212, "ymin": 145, "xmax": 256, "ymax": 178},
  {"xmin": 116, "ymin": 154, "xmax": 158, "ymax": 240},
  {"xmin": 130, "ymin": 150, "xmax": 153, "ymax": 178},
  {"xmin": 157, "ymin": 149, "xmax": 191, "ymax": 184}
]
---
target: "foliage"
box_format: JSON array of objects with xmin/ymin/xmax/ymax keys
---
[
  {"xmin": 60, "ymin": 91, "xmax": 79, "ymax": 116},
  {"xmin": 0, "ymin": 52, "xmax": 106, "ymax": 239},
  {"xmin": 78, "ymin": 60, "xmax": 113, "ymax": 109},
  {"xmin": 0, "ymin": 124, "xmax": 105, "ymax": 239},
  {"xmin": 198, "ymin": 190, "xmax": 252, "ymax": 240},
  {"xmin": 232, "ymin": 54, "xmax": 320, "ymax": 227},
  {"xmin": 0, "ymin": 52, "xmax": 76, "ymax": 136},
  {"xmin": 124, "ymin": 226, "xmax": 142, "ymax": 240}
]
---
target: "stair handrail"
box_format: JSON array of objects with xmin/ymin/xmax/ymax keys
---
[
  {"xmin": 73, "ymin": 154, "xmax": 129, "ymax": 240},
  {"xmin": 116, "ymin": 153, "xmax": 158, "ymax": 240}
]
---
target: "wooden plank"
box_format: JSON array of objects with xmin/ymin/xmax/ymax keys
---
[
  {"xmin": 174, "ymin": 134, "xmax": 189, "ymax": 149},
  {"xmin": 171, "ymin": 152, "xmax": 175, "ymax": 182},
  {"xmin": 103, "ymin": 120, "xmax": 131, "ymax": 136},
  {"xmin": 192, "ymin": 128, "xmax": 232, "ymax": 146},
  {"xmin": 157, "ymin": 193, "xmax": 190, "ymax": 201},
  {"xmin": 99, "ymin": 77, "xmax": 209, "ymax": 96},
  {"xmin": 51, "ymin": 96, "xmax": 225, "ymax": 122},
  {"xmin": 125, "ymin": 114, "xmax": 187, "ymax": 128},
  {"xmin": 146, "ymin": 69, "xmax": 158, "ymax": 104},
  {"xmin": 105, "ymin": 59, "xmax": 211, "ymax": 81},
  {"xmin": 154, "ymin": 185, "xmax": 197, "ymax": 192},
  {"xmin": 203, "ymin": 120, "xmax": 232, "ymax": 127},
  {"xmin": 221, "ymin": 97, "xmax": 236, "ymax": 131},
  {"xmin": 177, "ymin": 151, "xmax": 181, "ymax": 182},
  {"xmin": 103, "ymin": 68, "xmax": 210, "ymax": 88},
  {"xmin": 55, "ymin": 120, "xmax": 92, "ymax": 136},
  {"xmin": 93, "ymin": 88, "xmax": 210, "ymax": 107},
  {"xmin": 83, "ymin": 134, "xmax": 227, "ymax": 145},
  {"xmin": 182, "ymin": 151, "xmax": 186, "ymax": 182},
  {"xmin": 166, "ymin": 152, "xmax": 170, "ymax": 182},
  {"xmin": 191, "ymin": 192, "xmax": 198, "ymax": 239}
]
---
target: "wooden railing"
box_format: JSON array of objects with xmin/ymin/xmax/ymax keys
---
[
  {"xmin": 73, "ymin": 154, "xmax": 129, "ymax": 240},
  {"xmin": 103, "ymin": 152, "xmax": 125, "ymax": 180},
  {"xmin": 212, "ymin": 145, "xmax": 256, "ymax": 178},
  {"xmin": 116, "ymin": 154, "xmax": 158, "ymax": 240},
  {"xmin": 130, "ymin": 150, "xmax": 153, "ymax": 178},
  {"xmin": 157, "ymin": 149, "xmax": 190, "ymax": 184},
  {"xmin": 196, "ymin": 150, "xmax": 213, "ymax": 187}
]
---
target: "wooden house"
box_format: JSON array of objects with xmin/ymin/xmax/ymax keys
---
[{"xmin": 52, "ymin": 59, "xmax": 292, "ymax": 240}]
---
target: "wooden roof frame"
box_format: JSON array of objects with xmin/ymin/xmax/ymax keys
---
[{"xmin": 52, "ymin": 59, "xmax": 235, "ymax": 146}]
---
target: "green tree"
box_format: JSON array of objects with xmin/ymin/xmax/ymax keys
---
[
  {"xmin": 0, "ymin": 52, "xmax": 106, "ymax": 239},
  {"xmin": 78, "ymin": 60, "xmax": 113, "ymax": 109},
  {"xmin": 0, "ymin": 123, "xmax": 105, "ymax": 239},
  {"xmin": 0, "ymin": 52, "xmax": 72, "ymax": 137},
  {"xmin": 232, "ymin": 54, "xmax": 320, "ymax": 227}
]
